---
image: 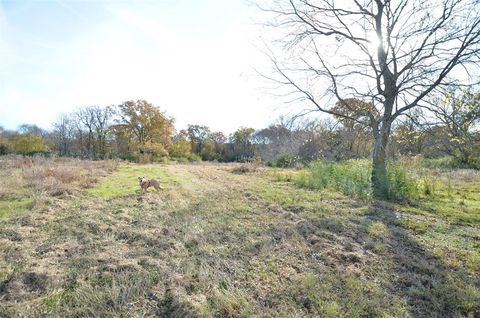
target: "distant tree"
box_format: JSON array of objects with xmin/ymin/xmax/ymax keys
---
[
  {"xmin": 391, "ymin": 109, "xmax": 426, "ymax": 156},
  {"xmin": 0, "ymin": 126, "xmax": 9, "ymax": 155},
  {"xmin": 169, "ymin": 131, "xmax": 192, "ymax": 159},
  {"xmin": 115, "ymin": 100, "xmax": 174, "ymax": 158},
  {"xmin": 91, "ymin": 106, "xmax": 113, "ymax": 159},
  {"xmin": 74, "ymin": 106, "xmax": 113, "ymax": 159},
  {"xmin": 75, "ymin": 107, "xmax": 96, "ymax": 159},
  {"xmin": 255, "ymin": 122, "xmax": 298, "ymax": 161},
  {"xmin": 332, "ymin": 99, "xmax": 374, "ymax": 158},
  {"xmin": 426, "ymin": 90, "xmax": 480, "ymax": 163},
  {"xmin": 11, "ymin": 134, "xmax": 47, "ymax": 154},
  {"xmin": 0, "ymin": 143, "xmax": 8, "ymax": 155},
  {"xmin": 52, "ymin": 114, "xmax": 76, "ymax": 156},
  {"xmin": 186, "ymin": 125, "xmax": 211, "ymax": 155},
  {"xmin": 261, "ymin": 0, "xmax": 480, "ymax": 197},
  {"xmin": 209, "ymin": 131, "xmax": 227, "ymax": 161},
  {"xmin": 110, "ymin": 123, "xmax": 135, "ymax": 160},
  {"xmin": 18, "ymin": 124, "xmax": 47, "ymax": 137},
  {"xmin": 200, "ymin": 139, "xmax": 217, "ymax": 161},
  {"xmin": 297, "ymin": 119, "xmax": 346, "ymax": 161},
  {"xmin": 422, "ymin": 125, "xmax": 453, "ymax": 158},
  {"xmin": 230, "ymin": 127, "xmax": 256, "ymax": 160}
]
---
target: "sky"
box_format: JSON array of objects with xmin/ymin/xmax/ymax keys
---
[{"xmin": 0, "ymin": 0, "xmax": 284, "ymax": 134}]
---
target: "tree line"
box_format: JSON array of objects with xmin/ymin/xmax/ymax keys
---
[{"xmin": 1, "ymin": 93, "xmax": 479, "ymax": 167}]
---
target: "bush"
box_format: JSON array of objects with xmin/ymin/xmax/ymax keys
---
[
  {"xmin": 0, "ymin": 143, "xmax": 9, "ymax": 155},
  {"xmin": 117, "ymin": 153, "xmax": 136, "ymax": 162},
  {"xmin": 188, "ymin": 154, "xmax": 202, "ymax": 162},
  {"xmin": 11, "ymin": 134, "xmax": 48, "ymax": 154},
  {"xmin": 267, "ymin": 152, "xmax": 298, "ymax": 168},
  {"xmin": 232, "ymin": 164, "xmax": 257, "ymax": 174},
  {"xmin": 170, "ymin": 140, "xmax": 192, "ymax": 159}
]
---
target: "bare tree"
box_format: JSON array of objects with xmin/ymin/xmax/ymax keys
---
[
  {"xmin": 74, "ymin": 106, "xmax": 113, "ymax": 159},
  {"xmin": 52, "ymin": 114, "xmax": 76, "ymax": 156},
  {"xmin": 259, "ymin": 0, "xmax": 480, "ymax": 197},
  {"xmin": 91, "ymin": 106, "xmax": 113, "ymax": 159},
  {"xmin": 18, "ymin": 124, "xmax": 48, "ymax": 137},
  {"xmin": 76, "ymin": 107, "xmax": 96, "ymax": 159}
]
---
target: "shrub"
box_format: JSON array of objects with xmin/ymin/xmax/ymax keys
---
[
  {"xmin": 188, "ymin": 154, "xmax": 202, "ymax": 162},
  {"xmin": 11, "ymin": 134, "xmax": 48, "ymax": 154},
  {"xmin": 267, "ymin": 152, "xmax": 298, "ymax": 168},
  {"xmin": 0, "ymin": 143, "xmax": 9, "ymax": 155},
  {"xmin": 170, "ymin": 140, "xmax": 192, "ymax": 159},
  {"xmin": 117, "ymin": 153, "xmax": 136, "ymax": 162},
  {"xmin": 232, "ymin": 164, "xmax": 258, "ymax": 174}
]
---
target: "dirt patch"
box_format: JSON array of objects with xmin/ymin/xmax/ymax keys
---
[{"xmin": 21, "ymin": 272, "xmax": 49, "ymax": 293}]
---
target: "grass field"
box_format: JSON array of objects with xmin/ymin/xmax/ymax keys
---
[{"xmin": 0, "ymin": 157, "xmax": 479, "ymax": 317}]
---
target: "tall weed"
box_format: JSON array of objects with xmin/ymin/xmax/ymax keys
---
[
  {"xmin": 294, "ymin": 159, "xmax": 422, "ymax": 201},
  {"xmin": 294, "ymin": 160, "xmax": 371, "ymax": 199},
  {"xmin": 385, "ymin": 162, "xmax": 419, "ymax": 201}
]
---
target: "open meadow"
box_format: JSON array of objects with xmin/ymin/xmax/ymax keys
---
[{"xmin": 0, "ymin": 156, "xmax": 479, "ymax": 317}]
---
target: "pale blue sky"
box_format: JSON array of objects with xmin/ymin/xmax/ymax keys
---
[{"xmin": 0, "ymin": 0, "xmax": 278, "ymax": 133}]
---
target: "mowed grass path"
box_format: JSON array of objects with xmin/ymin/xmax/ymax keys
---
[{"xmin": 1, "ymin": 163, "xmax": 479, "ymax": 317}]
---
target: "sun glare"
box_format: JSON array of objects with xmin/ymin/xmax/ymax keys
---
[{"xmin": 367, "ymin": 31, "xmax": 381, "ymax": 53}]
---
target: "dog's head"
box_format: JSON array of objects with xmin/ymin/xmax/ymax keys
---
[{"xmin": 138, "ymin": 176, "xmax": 147, "ymax": 184}]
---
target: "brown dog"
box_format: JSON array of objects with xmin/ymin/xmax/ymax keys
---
[{"xmin": 138, "ymin": 176, "xmax": 162, "ymax": 193}]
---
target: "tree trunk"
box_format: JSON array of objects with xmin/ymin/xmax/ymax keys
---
[{"xmin": 372, "ymin": 125, "xmax": 391, "ymax": 198}]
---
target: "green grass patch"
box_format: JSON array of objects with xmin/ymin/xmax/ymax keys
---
[
  {"xmin": 367, "ymin": 221, "xmax": 389, "ymax": 237},
  {"xmin": 87, "ymin": 164, "xmax": 176, "ymax": 199},
  {"xmin": 0, "ymin": 197, "xmax": 33, "ymax": 218},
  {"xmin": 402, "ymin": 181, "xmax": 480, "ymax": 225},
  {"xmin": 400, "ymin": 219, "xmax": 430, "ymax": 234}
]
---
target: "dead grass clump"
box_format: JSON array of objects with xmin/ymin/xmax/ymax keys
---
[
  {"xmin": 0, "ymin": 170, "xmax": 24, "ymax": 199},
  {"xmin": 22, "ymin": 158, "xmax": 118, "ymax": 196},
  {"xmin": 231, "ymin": 164, "xmax": 258, "ymax": 174},
  {"xmin": 442, "ymin": 169, "xmax": 480, "ymax": 183},
  {"xmin": 48, "ymin": 167, "xmax": 77, "ymax": 184},
  {"xmin": 0, "ymin": 156, "xmax": 119, "ymax": 215}
]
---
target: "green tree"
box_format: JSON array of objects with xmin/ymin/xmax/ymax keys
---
[
  {"xmin": 200, "ymin": 139, "xmax": 216, "ymax": 161},
  {"xmin": 186, "ymin": 125, "xmax": 211, "ymax": 155},
  {"xmin": 116, "ymin": 100, "xmax": 174, "ymax": 158},
  {"xmin": 171, "ymin": 131, "xmax": 193, "ymax": 159},
  {"xmin": 210, "ymin": 131, "xmax": 227, "ymax": 161},
  {"xmin": 11, "ymin": 134, "xmax": 47, "ymax": 154},
  {"xmin": 0, "ymin": 126, "xmax": 10, "ymax": 155},
  {"xmin": 230, "ymin": 127, "xmax": 256, "ymax": 160}
]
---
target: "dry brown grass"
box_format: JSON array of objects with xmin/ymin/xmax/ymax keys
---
[
  {"xmin": 230, "ymin": 162, "xmax": 264, "ymax": 175},
  {"xmin": 0, "ymin": 155, "xmax": 118, "ymax": 214},
  {"xmin": 24, "ymin": 156, "xmax": 117, "ymax": 193}
]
